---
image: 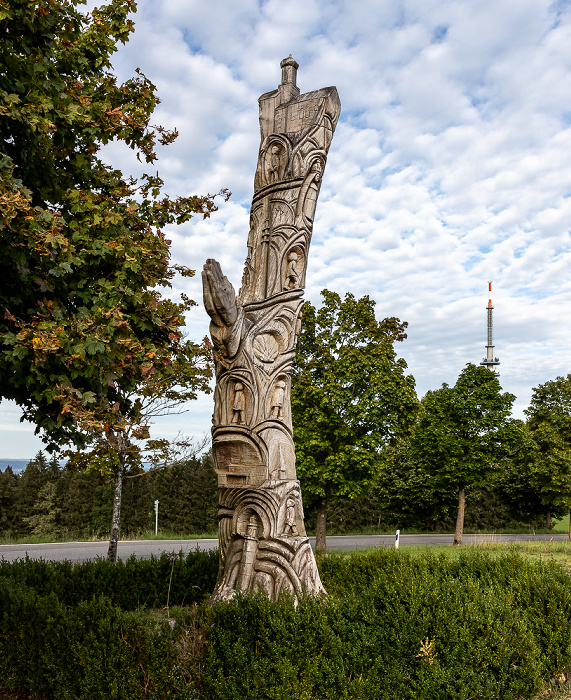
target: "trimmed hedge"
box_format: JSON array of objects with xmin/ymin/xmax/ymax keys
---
[
  {"xmin": 1, "ymin": 548, "xmax": 570, "ymax": 699},
  {"xmin": 0, "ymin": 581, "xmax": 188, "ymax": 699},
  {"xmin": 0, "ymin": 548, "xmax": 219, "ymax": 609}
]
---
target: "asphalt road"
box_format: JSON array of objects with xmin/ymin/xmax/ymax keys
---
[{"xmin": 1, "ymin": 533, "xmax": 569, "ymax": 563}]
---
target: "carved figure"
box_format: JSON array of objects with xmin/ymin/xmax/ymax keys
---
[
  {"xmin": 203, "ymin": 56, "xmax": 340, "ymax": 602},
  {"xmin": 270, "ymin": 380, "xmax": 286, "ymax": 419},
  {"xmin": 283, "ymin": 252, "xmax": 299, "ymax": 290},
  {"xmin": 282, "ymin": 498, "xmax": 299, "ymax": 537},
  {"xmin": 269, "ymin": 145, "xmax": 281, "ymax": 182},
  {"xmin": 232, "ymin": 383, "xmax": 245, "ymax": 424}
]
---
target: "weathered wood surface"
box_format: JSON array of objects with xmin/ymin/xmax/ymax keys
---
[{"xmin": 203, "ymin": 57, "xmax": 340, "ymax": 602}]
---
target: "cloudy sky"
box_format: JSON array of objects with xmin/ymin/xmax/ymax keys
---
[{"xmin": 3, "ymin": 0, "xmax": 571, "ymax": 458}]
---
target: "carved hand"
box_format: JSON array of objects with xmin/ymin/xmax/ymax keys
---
[{"xmin": 202, "ymin": 259, "xmax": 238, "ymax": 329}]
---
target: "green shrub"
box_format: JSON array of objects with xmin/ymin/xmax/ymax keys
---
[
  {"xmin": 1, "ymin": 548, "xmax": 571, "ymax": 699},
  {"xmin": 0, "ymin": 578, "xmax": 188, "ymax": 699},
  {"xmin": 197, "ymin": 574, "xmax": 542, "ymax": 699},
  {"xmin": 0, "ymin": 548, "xmax": 219, "ymax": 609}
]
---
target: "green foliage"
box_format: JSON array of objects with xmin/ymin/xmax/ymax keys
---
[
  {"xmin": 201, "ymin": 572, "xmax": 541, "ymax": 699},
  {"xmin": 1, "ymin": 452, "xmax": 219, "ymax": 539},
  {"xmin": 292, "ymin": 290, "xmax": 418, "ymax": 547},
  {"xmin": 0, "ymin": 581, "xmax": 187, "ymax": 699},
  {"xmin": 0, "ymin": 0, "xmax": 221, "ymax": 446},
  {"xmin": 2, "ymin": 548, "xmax": 571, "ymax": 698},
  {"xmin": 370, "ymin": 437, "xmax": 458, "ymax": 530},
  {"xmin": 407, "ymin": 364, "xmax": 523, "ymax": 540},
  {"xmin": 22, "ymin": 480, "xmax": 62, "ymax": 537},
  {"xmin": 0, "ymin": 465, "xmax": 19, "ymax": 531},
  {"xmin": 494, "ymin": 455, "xmax": 552, "ymax": 527},
  {"xmin": 412, "ymin": 364, "xmax": 519, "ymax": 491},
  {"xmin": 518, "ymin": 375, "xmax": 571, "ymax": 519},
  {"xmin": 0, "ymin": 549, "xmax": 219, "ymax": 609}
]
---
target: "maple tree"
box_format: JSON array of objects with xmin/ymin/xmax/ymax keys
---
[
  {"xmin": 0, "ymin": 0, "xmax": 228, "ymax": 559},
  {"xmin": 0, "ymin": 0, "xmax": 225, "ymax": 448}
]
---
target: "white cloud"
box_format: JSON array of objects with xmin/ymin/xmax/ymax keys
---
[{"xmin": 4, "ymin": 0, "xmax": 571, "ymax": 455}]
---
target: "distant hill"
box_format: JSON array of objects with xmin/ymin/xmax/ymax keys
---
[{"xmin": 0, "ymin": 459, "xmax": 30, "ymax": 474}]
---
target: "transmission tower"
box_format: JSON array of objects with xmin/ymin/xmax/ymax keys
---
[{"xmin": 480, "ymin": 282, "xmax": 500, "ymax": 375}]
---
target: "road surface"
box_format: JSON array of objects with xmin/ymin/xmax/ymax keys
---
[{"xmin": 1, "ymin": 533, "xmax": 568, "ymax": 563}]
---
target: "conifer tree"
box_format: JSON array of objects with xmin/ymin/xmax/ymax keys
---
[{"xmin": 0, "ymin": 466, "xmax": 19, "ymax": 533}]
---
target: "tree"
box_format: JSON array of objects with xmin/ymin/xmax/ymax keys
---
[
  {"xmin": 23, "ymin": 481, "xmax": 62, "ymax": 538},
  {"xmin": 0, "ymin": 0, "xmax": 225, "ymax": 446},
  {"xmin": 494, "ymin": 442, "xmax": 552, "ymax": 529},
  {"xmin": 0, "ymin": 466, "xmax": 19, "ymax": 533},
  {"xmin": 63, "ymin": 348, "xmax": 212, "ymax": 562},
  {"xmin": 291, "ymin": 290, "xmax": 419, "ymax": 553},
  {"xmin": 520, "ymin": 375, "xmax": 571, "ymax": 536},
  {"xmin": 411, "ymin": 364, "xmax": 522, "ymax": 545},
  {"xmin": 371, "ymin": 438, "xmax": 458, "ymax": 531}
]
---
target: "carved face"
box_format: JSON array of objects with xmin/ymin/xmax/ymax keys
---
[
  {"xmin": 288, "ymin": 252, "xmax": 298, "ymax": 262},
  {"xmin": 271, "ymin": 145, "xmax": 280, "ymax": 155},
  {"xmin": 235, "ymin": 382, "xmax": 243, "ymax": 391},
  {"xmin": 276, "ymin": 380, "xmax": 286, "ymax": 389}
]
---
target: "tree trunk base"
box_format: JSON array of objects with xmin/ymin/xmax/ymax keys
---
[
  {"xmin": 210, "ymin": 481, "xmax": 326, "ymax": 604},
  {"xmin": 315, "ymin": 496, "xmax": 327, "ymax": 555},
  {"xmin": 454, "ymin": 485, "xmax": 466, "ymax": 546}
]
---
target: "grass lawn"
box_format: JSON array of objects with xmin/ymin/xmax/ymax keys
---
[
  {"xmin": 554, "ymin": 513, "xmax": 571, "ymax": 534},
  {"xmin": 329, "ymin": 539, "xmax": 571, "ymax": 568}
]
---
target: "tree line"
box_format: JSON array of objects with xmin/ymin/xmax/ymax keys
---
[
  {"xmin": 0, "ymin": 452, "xmax": 218, "ymax": 539},
  {"xmin": 292, "ymin": 291, "xmax": 571, "ymax": 551}
]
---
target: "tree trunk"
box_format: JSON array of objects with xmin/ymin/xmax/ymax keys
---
[
  {"xmin": 107, "ymin": 448, "xmax": 126, "ymax": 563},
  {"xmin": 546, "ymin": 507, "xmax": 551, "ymax": 530},
  {"xmin": 453, "ymin": 484, "xmax": 465, "ymax": 546},
  {"xmin": 315, "ymin": 495, "xmax": 327, "ymax": 555}
]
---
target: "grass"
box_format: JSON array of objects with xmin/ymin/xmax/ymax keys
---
[
  {"xmin": 314, "ymin": 524, "xmax": 568, "ymax": 536},
  {"xmin": 554, "ymin": 513, "xmax": 571, "ymax": 534},
  {"xmin": 328, "ymin": 539, "xmax": 571, "ymax": 573},
  {"xmin": 535, "ymin": 666, "xmax": 571, "ymax": 699},
  {"xmin": 472, "ymin": 539, "xmax": 571, "ymax": 571},
  {"xmin": 2, "ymin": 523, "xmax": 570, "ymax": 546}
]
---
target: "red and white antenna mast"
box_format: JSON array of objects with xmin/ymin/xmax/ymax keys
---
[{"xmin": 480, "ymin": 282, "xmax": 500, "ymax": 375}]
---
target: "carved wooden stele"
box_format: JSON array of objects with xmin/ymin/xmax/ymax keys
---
[{"xmin": 203, "ymin": 57, "xmax": 340, "ymax": 602}]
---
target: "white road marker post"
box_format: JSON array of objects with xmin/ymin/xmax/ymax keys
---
[
  {"xmin": 154, "ymin": 499, "xmax": 159, "ymax": 536},
  {"xmin": 395, "ymin": 529, "xmax": 400, "ymax": 549}
]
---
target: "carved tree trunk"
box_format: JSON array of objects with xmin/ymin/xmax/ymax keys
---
[
  {"xmin": 453, "ymin": 484, "xmax": 465, "ymax": 546},
  {"xmin": 203, "ymin": 57, "xmax": 340, "ymax": 602}
]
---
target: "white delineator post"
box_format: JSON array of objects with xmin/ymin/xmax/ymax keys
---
[
  {"xmin": 395, "ymin": 529, "xmax": 400, "ymax": 549},
  {"xmin": 154, "ymin": 499, "xmax": 159, "ymax": 536}
]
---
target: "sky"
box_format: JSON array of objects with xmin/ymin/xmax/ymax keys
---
[{"xmin": 2, "ymin": 0, "xmax": 571, "ymax": 458}]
